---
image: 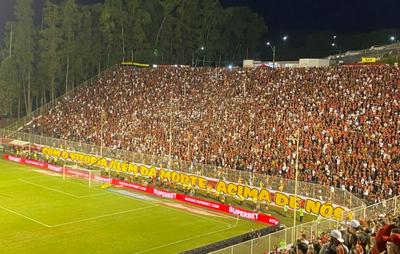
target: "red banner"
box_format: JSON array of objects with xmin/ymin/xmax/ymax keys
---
[
  {"xmin": 4, "ymin": 155, "xmax": 279, "ymax": 225},
  {"xmin": 112, "ymin": 178, "xmax": 279, "ymax": 225}
]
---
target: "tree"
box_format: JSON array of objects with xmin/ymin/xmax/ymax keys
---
[
  {"xmin": 100, "ymin": 0, "xmax": 126, "ymax": 65},
  {"xmin": 61, "ymin": 0, "xmax": 81, "ymax": 93},
  {"xmin": 0, "ymin": 0, "xmax": 270, "ymax": 117},
  {"xmin": 0, "ymin": 57, "xmax": 18, "ymax": 116},
  {"xmin": 12, "ymin": 0, "xmax": 35, "ymax": 117},
  {"xmin": 38, "ymin": 0, "xmax": 62, "ymax": 103}
]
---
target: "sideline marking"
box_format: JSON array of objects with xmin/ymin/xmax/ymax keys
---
[
  {"xmin": 0, "ymin": 202, "xmax": 158, "ymax": 229},
  {"xmin": 160, "ymin": 201, "xmax": 236, "ymax": 227},
  {"xmin": 50, "ymin": 205, "xmax": 158, "ymax": 228},
  {"xmin": 0, "ymin": 204, "xmax": 51, "ymax": 228},
  {"xmin": 19, "ymin": 179, "xmax": 106, "ymax": 198},
  {"xmin": 134, "ymin": 225, "xmax": 238, "ymax": 254}
]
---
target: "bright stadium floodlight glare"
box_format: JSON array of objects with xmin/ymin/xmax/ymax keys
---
[
  {"xmin": 331, "ymin": 43, "xmax": 336, "ymax": 47},
  {"xmin": 333, "ymin": 35, "xmax": 337, "ymax": 39},
  {"xmin": 153, "ymin": 64, "xmax": 158, "ymax": 68},
  {"xmin": 266, "ymin": 41, "xmax": 271, "ymax": 46},
  {"xmin": 390, "ymin": 36, "xmax": 396, "ymax": 42},
  {"xmin": 201, "ymin": 46, "xmax": 205, "ymax": 50},
  {"xmin": 283, "ymin": 35, "xmax": 288, "ymax": 41},
  {"xmin": 228, "ymin": 64, "xmax": 233, "ymax": 70}
]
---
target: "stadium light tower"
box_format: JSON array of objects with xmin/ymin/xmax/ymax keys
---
[
  {"xmin": 168, "ymin": 97, "xmax": 176, "ymax": 169},
  {"xmin": 266, "ymin": 36, "xmax": 288, "ymax": 68},
  {"xmin": 266, "ymin": 42, "xmax": 276, "ymax": 68},
  {"xmin": 100, "ymin": 108, "xmax": 105, "ymax": 158},
  {"xmin": 192, "ymin": 46, "xmax": 205, "ymax": 67},
  {"xmin": 390, "ymin": 36, "xmax": 400, "ymax": 65},
  {"xmin": 287, "ymin": 129, "xmax": 300, "ymax": 243}
]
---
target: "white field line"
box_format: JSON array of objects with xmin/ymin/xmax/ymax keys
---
[
  {"xmin": 159, "ymin": 202, "xmax": 236, "ymax": 227},
  {"xmin": 134, "ymin": 225, "xmax": 238, "ymax": 254},
  {"xmin": 23, "ymin": 172, "xmax": 93, "ymax": 188},
  {"xmin": 18, "ymin": 179, "xmax": 107, "ymax": 199},
  {"xmin": 0, "ymin": 204, "xmax": 51, "ymax": 228},
  {"xmin": 50, "ymin": 205, "xmax": 159, "ymax": 228},
  {"xmin": 0, "ymin": 203, "xmax": 158, "ymax": 229},
  {"xmin": 107, "ymin": 189, "xmax": 240, "ymax": 226}
]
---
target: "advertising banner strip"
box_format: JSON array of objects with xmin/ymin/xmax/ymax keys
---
[{"xmin": 3, "ymin": 155, "xmax": 279, "ymax": 226}]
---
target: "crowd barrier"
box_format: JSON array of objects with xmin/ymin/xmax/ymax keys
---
[
  {"xmin": 0, "ymin": 128, "xmax": 364, "ymax": 213},
  {"xmin": 0, "ymin": 129, "xmax": 375, "ymax": 253},
  {"xmin": 3, "ymin": 154, "xmax": 279, "ymax": 226},
  {"xmin": 210, "ymin": 194, "xmax": 400, "ymax": 254}
]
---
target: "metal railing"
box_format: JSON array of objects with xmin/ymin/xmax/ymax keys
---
[
  {"xmin": 0, "ymin": 128, "xmax": 364, "ymax": 212},
  {"xmin": 211, "ymin": 195, "xmax": 399, "ymax": 254},
  {"xmin": 0, "ymin": 128, "xmax": 379, "ymax": 254}
]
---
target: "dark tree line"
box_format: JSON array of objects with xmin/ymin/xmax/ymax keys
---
[{"xmin": 0, "ymin": 0, "xmax": 268, "ymax": 118}]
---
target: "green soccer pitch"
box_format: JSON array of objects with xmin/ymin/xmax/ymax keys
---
[{"xmin": 0, "ymin": 158, "xmax": 272, "ymax": 254}]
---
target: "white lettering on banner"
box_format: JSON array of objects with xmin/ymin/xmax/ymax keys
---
[
  {"xmin": 269, "ymin": 218, "xmax": 280, "ymax": 225},
  {"xmin": 8, "ymin": 156, "xmax": 21, "ymax": 163},
  {"xmin": 25, "ymin": 160, "xmax": 44, "ymax": 167},
  {"xmin": 153, "ymin": 189, "xmax": 176, "ymax": 199},
  {"xmin": 119, "ymin": 181, "xmax": 147, "ymax": 191},
  {"xmin": 94, "ymin": 175, "xmax": 111, "ymax": 182},
  {"xmin": 66, "ymin": 169, "xmax": 88, "ymax": 178},
  {"xmin": 47, "ymin": 164, "xmax": 62, "ymax": 173},
  {"xmin": 184, "ymin": 197, "xmax": 220, "ymax": 209},
  {"xmin": 229, "ymin": 207, "xmax": 259, "ymax": 220}
]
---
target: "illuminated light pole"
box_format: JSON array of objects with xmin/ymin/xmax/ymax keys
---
[
  {"xmin": 192, "ymin": 46, "xmax": 205, "ymax": 67},
  {"xmin": 287, "ymin": 129, "xmax": 300, "ymax": 243},
  {"xmin": 266, "ymin": 42, "xmax": 276, "ymax": 68},
  {"xmin": 389, "ymin": 35, "xmax": 399, "ymax": 64},
  {"xmin": 266, "ymin": 36, "xmax": 288, "ymax": 68}
]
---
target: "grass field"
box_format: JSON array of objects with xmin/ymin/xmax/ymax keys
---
[{"xmin": 0, "ymin": 158, "xmax": 270, "ymax": 254}]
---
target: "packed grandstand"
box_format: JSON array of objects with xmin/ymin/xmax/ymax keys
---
[
  {"xmin": 24, "ymin": 66, "xmax": 400, "ymax": 208},
  {"xmin": 0, "ymin": 63, "xmax": 395, "ymax": 254}
]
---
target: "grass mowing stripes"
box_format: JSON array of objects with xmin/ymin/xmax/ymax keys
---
[{"xmin": 0, "ymin": 158, "xmax": 267, "ymax": 254}]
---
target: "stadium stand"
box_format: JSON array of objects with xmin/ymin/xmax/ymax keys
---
[
  {"xmin": 23, "ymin": 65, "xmax": 400, "ymax": 206},
  {"xmin": 265, "ymin": 214, "xmax": 400, "ymax": 254}
]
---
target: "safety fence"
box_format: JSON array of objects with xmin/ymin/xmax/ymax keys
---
[
  {"xmin": 1, "ymin": 128, "xmax": 378, "ymax": 254},
  {"xmin": 0, "ymin": 128, "xmax": 364, "ymax": 213},
  {"xmin": 210, "ymin": 194, "xmax": 399, "ymax": 254}
]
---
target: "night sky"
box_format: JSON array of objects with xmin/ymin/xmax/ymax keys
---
[
  {"xmin": 1, "ymin": 0, "xmax": 400, "ymax": 50},
  {"xmin": 220, "ymin": 0, "xmax": 400, "ymax": 33}
]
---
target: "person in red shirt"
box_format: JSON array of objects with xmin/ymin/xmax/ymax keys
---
[
  {"xmin": 384, "ymin": 229, "xmax": 400, "ymax": 254},
  {"xmin": 371, "ymin": 224, "xmax": 396, "ymax": 254}
]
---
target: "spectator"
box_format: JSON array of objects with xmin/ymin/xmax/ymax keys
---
[
  {"xmin": 320, "ymin": 229, "xmax": 348, "ymax": 254},
  {"xmin": 297, "ymin": 242, "xmax": 309, "ymax": 254},
  {"xmin": 23, "ymin": 66, "xmax": 400, "ymax": 204}
]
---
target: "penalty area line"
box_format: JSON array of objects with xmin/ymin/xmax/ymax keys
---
[
  {"xmin": 134, "ymin": 225, "xmax": 238, "ymax": 254},
  {"xmin": 18, "ymin": 178, "xmax": 108, "ymax": 199},
  {"xmin": 19, "ymin": 178, "xmax": 81, "ymax": 198},
  {"xmin": 50, "ymin": 205, "xmax": 159, "ymax": 228},
  {"xmin": 0, "ymin": 204, "xmax": 51, "ymax": 228}
]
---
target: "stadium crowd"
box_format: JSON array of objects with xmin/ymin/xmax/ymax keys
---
[
  {"xmin": 267, "ymin": 214, "xmax": 400, "ymax": 254},
  {"xmin": 25, "ymin": 66, "xmax": 400, "ymax": 204}
]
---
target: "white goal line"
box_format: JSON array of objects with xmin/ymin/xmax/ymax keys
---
[
  {"xmin": 0, "ymin": 203, "xmax": 158, "ymax": 229},
  {"xmin": 19, "ymin": 178, "xmax": 107, "ymax": 199}
]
